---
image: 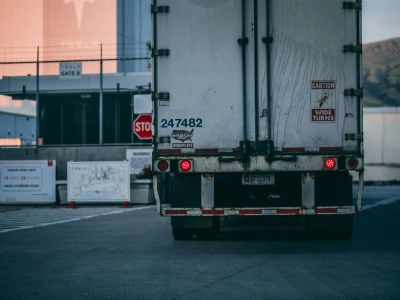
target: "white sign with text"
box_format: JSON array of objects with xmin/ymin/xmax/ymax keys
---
[
  {"xmin": 0, "ymin": 160, "xmax": 56, "ymax": 203},
  {"xmin": 59, "ymin": 62, "xmax": 82, "ymax": 79},
  {"xmin": 126, "ymin": 149, "xmax": 152, "ymax": 180},
  {"xmin": 67, "ymin": 161, "xmax": 130, "ymax": 202}
]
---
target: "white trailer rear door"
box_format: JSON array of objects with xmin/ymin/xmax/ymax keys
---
[{"xmin": 153, "ymin": 0, "xmax": 244, "ymax": 152}]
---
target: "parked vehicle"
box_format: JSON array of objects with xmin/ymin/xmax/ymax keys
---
[{"xmin": 151, "ymin": 0, "xmax": 364, "ymax": 239}]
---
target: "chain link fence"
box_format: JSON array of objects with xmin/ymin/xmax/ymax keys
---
[{"xmin": 0, "ymin": 53, "xmax": 151, "ymax": 147}]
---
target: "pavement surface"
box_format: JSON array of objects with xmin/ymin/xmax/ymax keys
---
[{"xmin": 0, "ymin": 184, "xmax": 399, "ymax": 300}]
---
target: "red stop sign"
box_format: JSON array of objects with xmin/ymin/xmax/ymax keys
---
[{"xmin": 134, "ymin": 114, "xmax": 152, "ymax": 139}]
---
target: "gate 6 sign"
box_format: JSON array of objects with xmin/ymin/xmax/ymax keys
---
[{"xmin": 134, "ymin": 114, "xmax": 152, "ymax": 139}]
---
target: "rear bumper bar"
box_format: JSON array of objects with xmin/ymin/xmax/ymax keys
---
[
  {"xmin": 161, "ymin": 206, "xmax": 356, "ymax": 216},
  {"xmin": 153, "ymin": 171, "xmax": 364, "ymax": 215}
]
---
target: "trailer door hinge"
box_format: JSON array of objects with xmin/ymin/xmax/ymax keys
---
[
  {"xmin": 151, "ymin": 5, "xmax": 169, "ymax": 14},
  {"xmin": 154, "ymin": 136, "xmax": 171, "ymax": 144},
  {"xmin": 152, "ymin": 92, "xmax": 170, "ymax": 106},
  {"xmin": 262, "ymin": 36, "xmax": 273, "ymax": 44},
  {"xmin": 151, "ymin": 49, "xmax": 170, "ymax": 57},
  {"xmin": 343, "ymin": 44, "xmax": 363, "ymax": 53},
  {"xmin": 237, "ymin": 37, "xmax": 249, "ymax": 46},
  {"xmin": 342, "ymin": 2, "xmax": 362, "ymax": 10},
  {"xmin": 152, "ymin": 92, "xmax": 170, "ymax": 100},
  {"xmin": 345, "ymin": 133, "xmax": 363, "ymax": 141},
  {"xmin": 344, "ymin": 88, "xmax": 363, "ymax": 97}
]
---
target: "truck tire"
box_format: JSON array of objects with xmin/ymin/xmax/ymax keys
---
[
  {"xmin": 333, "ymin": 226, "xmax": 353, "ymax": 240},
  {"xmin": 195, "ymin": 228, "xmax": 218, "ymax": 240},
  {"xmin": 195, "ymin": 217, "xmax": 220, "ymax": 240},
  {"xmin": 172, "ymin": 228, "xmax": 194, "ymax": 240}
]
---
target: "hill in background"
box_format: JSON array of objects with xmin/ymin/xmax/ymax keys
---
[{"xmin": 363, "ymin": 37, "xmax": 400, "ymax": 107}]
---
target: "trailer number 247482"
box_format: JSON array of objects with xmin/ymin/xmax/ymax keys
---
[{"xmin": 161, "ymin": 118, "xmax": 203, "ymax": 128}]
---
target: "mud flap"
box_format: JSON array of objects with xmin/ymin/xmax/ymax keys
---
[{"xmin": 153, "ymin": 174, "xmax": 161, "ymax": 214}]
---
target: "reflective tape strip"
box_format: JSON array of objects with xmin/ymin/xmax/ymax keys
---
[
  {"xmin": 279, "ymin": 147, "xmax": 344, "ymax": 152},
  {"xmin": 315, "ymin": 208, "xmax": 338, "ymax": 214},
  {"xmin": 337, "ymin": 207, "xmax": 356, "ymax": 214},
  {"xmin": 277, "ymin": 209, "xmax": 301, "ymax": 214},
  {"xmin": 201, "ymin": 209, "xmax": 225, "ymax": 215},
  {"xmin": 164, "ymin": 209, "xmax": 187, "ymax": 215},
  {"xmin": 262, "ymin": 209, "xmax": 277, "ymax": 215},
  {"xmin": 239, "ymin": 209, "xmax": 263, "ymax": 215},
  {"xmin": 162, "ymin": 206, "xmax": 356, "ymax": 216}
]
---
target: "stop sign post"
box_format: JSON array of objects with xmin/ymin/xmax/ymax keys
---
[{"xmin": 134, "ymin": 114, "xmax": 152, "ymax": 139}]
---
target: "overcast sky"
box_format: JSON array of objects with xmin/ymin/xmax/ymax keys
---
[{"xmin": 363, "ymin": 0, "xmax": 400, "ymax": 44}]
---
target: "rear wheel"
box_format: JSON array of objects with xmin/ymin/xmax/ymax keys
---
[
  {"xmin": 195, "ymin": 217, "xmax": 220, "ymax": 240},
  {"xmin": 331, "ymin": 226, "xmax": 353, "ymax": 240},
  {"xmin": 195, "ymin": 229, "xmax": 218, "ymax": 240},
  {"xmin": 172, "ymin": 228, "xmax": 194, "ymax": 240}
]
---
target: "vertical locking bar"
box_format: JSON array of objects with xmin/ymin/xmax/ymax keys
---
[{"xmin": 302, "ymin": 172, "xmax": 315, "ymax": 209}]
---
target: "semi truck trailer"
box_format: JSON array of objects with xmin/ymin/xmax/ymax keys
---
[{"xmin": 151, "ymin": 0, "xmax": 364, "ymax": 240}]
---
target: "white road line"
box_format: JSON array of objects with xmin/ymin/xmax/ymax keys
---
[
  {"xmin": 0, "ymin": 205, "xmax": 155, "ymax": 234},
  {"xmin": 360, "ymin": 197, "xmax": 400, "ymax": 212}
]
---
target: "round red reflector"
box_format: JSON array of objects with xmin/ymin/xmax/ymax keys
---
[
  {"xmin": 157, "ymin": 160, "xmax": 169, "ymax": 172},
  {"xmin": 180, "ymin": 160, "xmax": 192, "ymax": 172},
  {"xmin": 347, "ymin": 158, "xmax": 359, "ymax": 169},
  {"xmin": 325, "ymin": 158, "xmax": 336, "ymax": 169}
]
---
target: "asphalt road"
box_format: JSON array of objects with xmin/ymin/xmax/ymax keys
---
[{"xmin": 0, "ymin": 185, "xmax": 399, "ymax": 300}]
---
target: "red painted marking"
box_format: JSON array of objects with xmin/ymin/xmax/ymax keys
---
[
  {"xmin": 282, "ymin": 147, "xmax": 305, "ymax": 152},
  {"xmin": 311, "ymin": 109, "xmax": 335, "ymax": 122},
  {"xmin": 158, "ymin": 149, "xmax": 181, "ymax": 154},
  {"xmin": 277, "ymin": 209, "xmax": 301, "ymax": 214},
  {"xmin": 314, "ymin": 208, "xmax": 338, "ymax": 214},
  {"xmin": 48, "ymin": 160, "xmax": 53, "ymax": 166},
  {"xmin": 195, "ymin": 149, "xmax": 219, "ymax": 153},
  {"xmin": 164, "ymin": 209, "xmax": 187, "ymax": 215},
  {"xmin": 239, "ymin": 209, "xmax": 263, "ymax": 215},
  {"xmin": 319, "ymin": 147, "xmax": 343, "ymax": 152},
  {"xmin": 201, "ymin": 209, "xmax": 225, "ymax": 215}
]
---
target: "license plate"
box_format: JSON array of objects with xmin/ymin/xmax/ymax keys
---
[{"xmin": 242, "ymin": 173, "xmax": 275, "ymax": 185}]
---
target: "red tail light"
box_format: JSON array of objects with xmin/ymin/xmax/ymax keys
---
[
  {"xmin": 180, "ymin": 160, "xmax": 192, "ymax": 172},
  {"xmin": 157, "ymin": 160, "xmax": 169, "ymax": 172},
  {"xmin": 324, "ymin": 158, "xmax": 336, "ymax": 170},
  {"xmin": 346, "ymin": 158, "xmax": 359, "ymax": 169}
]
